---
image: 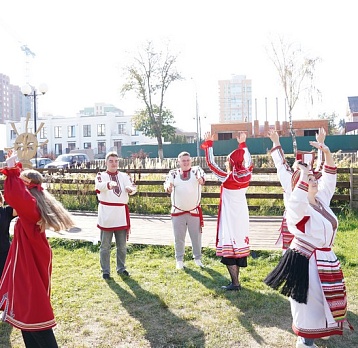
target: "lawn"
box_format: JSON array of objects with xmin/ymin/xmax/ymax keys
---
[{"xmin": 0, "ymin": 213, "xmax": 357, "ymax": 348}]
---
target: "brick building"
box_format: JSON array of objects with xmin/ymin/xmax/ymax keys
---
[{"xmin": 211, "ymin": 119, "xmax": 329, "ymax": 140}]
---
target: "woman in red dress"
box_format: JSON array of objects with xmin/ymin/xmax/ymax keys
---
[{"xmin": 0, "ymin": 161, "xmax": 74, "ymax": 348}]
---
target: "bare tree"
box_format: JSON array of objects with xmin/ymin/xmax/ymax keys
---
[
  {"xmin": 121, "ymin": 41, "xmax": 183, "ymax": 160},
  {"xmin": 267, "ymin": 36, "xmax": 321, "ymax": 154}
]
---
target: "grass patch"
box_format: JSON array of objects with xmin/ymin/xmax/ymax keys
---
[{"xmin": 1, "ymin": 216, "xmax": 357, "ymax": 348}]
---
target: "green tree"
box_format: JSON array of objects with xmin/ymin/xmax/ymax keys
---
[
  {"xmin": 318, "ymin": 112, "xmax": 338, "ymax": 134},
  {"xmin": 121, "ymin": 41, "xmax": 183, "ymax": 160},
  {"xmin": 133, "ymin": 105, "xmax": 176, "ymax": 140},
  {"xmin": 267, "ymin": 36, "xmax": 321, "ymax": 154},
  {"xmin": 164, "ymin": 133, "xmax": 189, "ymax": 144}
]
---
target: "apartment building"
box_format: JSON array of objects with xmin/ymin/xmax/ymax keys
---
[
  {"xmin": 218, "ymin": 74, "xmax": 252, "ymax": 123},
  {"xmin": 6, "ymin": 103, "xmax": 156, "ymax": 158},
  {"xmin": 0, "ymin": 73, "xmax": 26, "ymax": 123},
  {"xmin": 346, "ymin": 96, "xmax": 358, "ymax": 134}
]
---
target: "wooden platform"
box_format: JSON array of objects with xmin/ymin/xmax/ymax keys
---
[{"xmin": 10, "ymin": 213, "xmax": 282, "ymax": 251}]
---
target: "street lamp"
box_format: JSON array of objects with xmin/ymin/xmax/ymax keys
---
[
  {"xmin": 21, "ymin": 83, "xmax": 48, "ymax": 168},
  {"xmin": 195, "ymin": 92, "xmax": 200, "ymax": 158}
]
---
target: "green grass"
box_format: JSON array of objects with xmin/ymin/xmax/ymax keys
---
[{"xmin": 1, "ymin": 214, "xmax": 357, "ymax": 348}]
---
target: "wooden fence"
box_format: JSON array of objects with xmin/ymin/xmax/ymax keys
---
[{"xmin": 1, "ymin": 167, "xmax": 354, "ymax": 214}]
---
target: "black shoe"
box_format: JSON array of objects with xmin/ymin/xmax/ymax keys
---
[
  {"xmin": 102, "ymin": 273, "xmax": 111, "ymax": 280},
  {"xmin": 118, "ymin": 270, "xmax": 130, "ymax": 277},
  {"xmin": 221, "ymin": 283, "xmax": 241, "ymax": 291}
]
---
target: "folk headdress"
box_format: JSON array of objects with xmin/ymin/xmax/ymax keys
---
[
  {"xmin": 228, "ymin": 148, "xmax": 252, "ymax": 184},
  {"xmin": 228, "ymin": 148, "xmax": 245, "ymax": 171},
  {"xmin": 291, "ymin": 150, "xmax": 323, "ymax": 190}
]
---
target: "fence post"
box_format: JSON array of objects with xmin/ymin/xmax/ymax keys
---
[{"xmin": 350, "ymin": 167, "xmax": 358, "ymax": 210}]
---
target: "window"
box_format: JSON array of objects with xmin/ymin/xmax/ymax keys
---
[
  {"xmin": 55, "ymin": 143, "xmax": 63, "ymax": 155},
  {"xmin": 39, "ymin": 127, "xmax": 47, "ymax": 139},
  {"xmin": 42, "ymin": 144, "xmax": 48, "ymax": 155},
  {"xmin": 10, "ymin": 130, "xmax": 16, "ymax": 139},
  {"xmin": 97, "ymin": 141, "xmax": 106, "ymax": 154},
  {"xmin": 118, "ymin": 123, "xmax": 126, "ymax": 134},
  {"xmin": 54, "ymin": 126, "xmax": 62, "ymax": 138},
  {"xmin": 304, "ymin": 129, "xmax": 318, "ymax": 136},
  {"xmin": 218, "ymin": 133, "xmax": 232, "ymax": 140},
  {"xmin": 113, "ymin": 140, "xmax": 122, "ymax": 153},
  {"xmin": 67, "ymin": 142, "xmax": 76, "ymax": 151},
  {"xmin": 131, "ymin": 126, "xmax": 139, "ymax": 136},
  {"xmin": 83, "ymin": 125, "xmax": 91, "ymax": 137},
  {"xmin": 97, "ymin": 124, "xmax": 105, "ymax": 136},
  {"xmin": 84, "ymin": 142, "xmax": 91, "ymax": 149},
  {"xmin": 68, "ymin": 125, "xmax": 76, "ymax": 138}
]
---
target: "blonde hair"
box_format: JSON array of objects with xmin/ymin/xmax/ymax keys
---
[
  {"xmin": 21, "ymin": 169, "xmax": 75, "ymax": 232},
  {"xmin": 105, "ymin": 151, "xmax": 119, "ymax": 161}
]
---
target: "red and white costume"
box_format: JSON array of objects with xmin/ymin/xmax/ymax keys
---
[
  {"xmin": 266, "ymin": 164, "xmax": 350, "ymax": 339},
  {"xmin": 201, "ymin": 140, "xmax": 253, "ymax": 258},
  {"xmin": 0, "ymin": 165, "xmax": 56, "ymax": 331},
  {"xmin": 164, "ymin": 166, "xmax": 205, "ymax": 225},
  {"xmin": 270, "ymin": 145, "xmax": 295, "ymax": 250},
  {"xmin": 95, "ymin": 170, "xmax": 137, "ymax": 234},
  {"xmin": 271, "ymin": 145, "xmax": 323, "ymax": 251}
]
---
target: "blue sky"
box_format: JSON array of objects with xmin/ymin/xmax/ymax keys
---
[{"xmin": 1, "ymin": 0, "xmax": 357, "ymax": 133}]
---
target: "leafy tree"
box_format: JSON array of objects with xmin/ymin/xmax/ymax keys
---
[
  {"xmin": 165, "ymin": 133, "xmax": 189, "ymax": 144},
  {"xmin": 121, "ymin": 41, "xmax": 183, "ymax": 160},
  {"xmin": 133, "ymin": 105, "xmax": 176, "ymax": 140},
  {"xmin": 318, "ymin": 112, "xmax": 338, "ymax": 134},
  {"xmin": 267, "ymin": 36, "xmax": 321, "ymax": 154}
]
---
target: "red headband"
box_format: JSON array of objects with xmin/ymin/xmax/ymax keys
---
[{"xmin": 291, "ymin": 170, "xmax": 322, "ymax": 190}]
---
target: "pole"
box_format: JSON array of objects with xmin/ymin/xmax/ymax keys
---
[
  {"xmin": 196, "ymin": 92, "xmax": 200, "ymax": 158},
  {"xmin": 265, "ymin": 97, "xmax": 267, "ymax": 122},
  {"xmin": 33, "ymin": 89, "xmax": 38, "ymax": 168}
]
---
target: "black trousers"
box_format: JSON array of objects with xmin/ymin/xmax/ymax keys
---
[{"xmin": 21, "ymin": 329, "xmax": 58, "ymax": 348}]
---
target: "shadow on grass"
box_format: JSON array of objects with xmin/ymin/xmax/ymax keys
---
[
  {"xmin": 184, "ymin": 266, "xmax": 292, "ymax": 347},
  {"xmin": 0, "ymin": 321, "xmax": 13, "ymax": 347},
  {"xmin": 105, "ymin": 277, "xmax": 205, "ymax": 348},
  {"xmin": 185, "ymin": 266, "xmax": 358, "ymax": 348}
]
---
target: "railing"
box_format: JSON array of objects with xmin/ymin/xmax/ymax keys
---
[{"xmin": 2, "ymin": 167, "xmax": 354, "ymax": 214}]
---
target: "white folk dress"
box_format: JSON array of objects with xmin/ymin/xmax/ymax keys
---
[
  {"xmin": 201, "ymin": 140, "xmax": 252, "ymax": 258},
  {"xmin": 286, "ymin": 165, "xmax": 348, "ymax": 339}
]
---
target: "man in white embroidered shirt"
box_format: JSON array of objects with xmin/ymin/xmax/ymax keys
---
[
  {"xmin": 164, "ymin": 151, "xmax": 206, "ymax": 269},
  {"xmin": 95, "ymin": 151, "xmax": 137, "ymax": 279}
]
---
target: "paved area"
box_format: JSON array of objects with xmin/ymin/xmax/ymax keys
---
[{"xmin": 10, "ymin": 212, "xmax": 282, "ymax": 251}]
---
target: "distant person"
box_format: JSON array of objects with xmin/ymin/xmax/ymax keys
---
[
  {"xmin": 267, "ymin": 128, "xmax": 326, "ymax": 252},
  {"xmin": 164, "ymin": 151, "xmax": 206, "ymax": 269},
  {"xmin": 0, "ymin": 154, "xmax": 75, "ymax": 348},
  {"xmin": 201, "ymin": 132, "xmax": 253, "ymax": 290},
  {"xmin": 265, "ymin": 140, "xmax": 353, "ymax": 348},
  {"xmin": 0, "ymin": 191, "xmax": 17, "ymax": 278},
  {"xmin": 95, "ymin": 151, "xmax": 137, "ymax": 279}
]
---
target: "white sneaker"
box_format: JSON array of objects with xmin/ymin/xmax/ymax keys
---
[
  {"xmin": 194, "ymin": 259, "xmax": 204, "ymax": 267},
  {"xmin": 296, "ymin": 338, "xmax": 318, "ymax": 348},
  {"xmin": 176, "ymin": 261, "xmax": 184, "ymax": 269}
]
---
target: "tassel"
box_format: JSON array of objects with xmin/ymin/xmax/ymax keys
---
[{"xmin": 264, "ymin": 249, "xmax": 309, "ymax": 304}]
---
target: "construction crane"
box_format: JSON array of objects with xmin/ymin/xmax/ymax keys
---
[
  {"xmin": 0, "ymin": 17, "xmax": 35, "ymax": 83},
  {"xmin": 20, "ymin": 44, "xmax": 35, "ymax": 84}
]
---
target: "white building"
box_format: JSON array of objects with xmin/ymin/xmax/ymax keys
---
[
  {"xmin": 218, "ymin": 74, "xmax": 252, "ymax": 123},
  {"xmin": 5, "ymin": 103, "xmax": 157, "ymax": 158}
]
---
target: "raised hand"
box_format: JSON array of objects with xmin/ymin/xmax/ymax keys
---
[
  {"xmin": 267, "ymin": 129, "xmax": 280, "ymax": 146},
  {"xmin": 309, "ymin": 141, "xmax": 330, "ymax": 154},
  {"xmin": 316, "ymin": 127, "xmax": 326, "ymax": 144},
  {"xmin": 204, "ymin": 132, "xmax": 214, "ymax": 141}
]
